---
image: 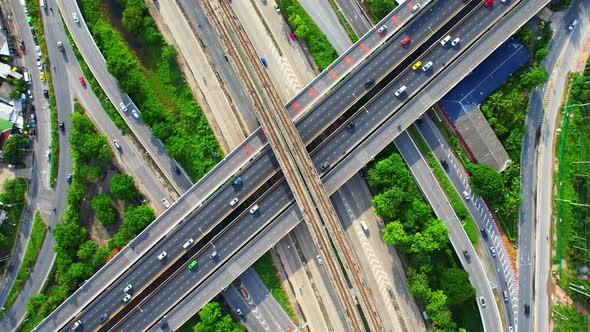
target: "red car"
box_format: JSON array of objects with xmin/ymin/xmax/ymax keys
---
[
  {"xmin": 79, "ymin": 76, "xmax": 86, "ymax": 87},
  {"xmin": 484, "ymin": 0, "xmax": 493, "ymax": 7},
  {"xmin": 401, "ymin": 36, "xmax": 411, "ymax": 47},
  {"xmin": 289, "ymin": 31, "xmax": 297, "ymax": 41}
]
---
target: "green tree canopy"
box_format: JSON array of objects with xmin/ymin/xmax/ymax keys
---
[
  {"xmin": 3, "ymin": 134, "xmax": 27, "ymax": 165},
  {"xmin": 111, "ymin": 174, "xmax": 139, "ymax": 201},
  {"xmin": 91, "ymin": 193, "xmax": 116, "ymax": 226},
  {"xmin": 468, "ymin": 163, "xmax": 504, "ymax": 208},
  {"xmin": 371, "ymin": 186, "xmax": 405, "ymax": 219},
  {"xmin": 440, "ymin": 267, "xmax": 475, "ymax": 308},
  {"xmin": 521, "ymin": 65, "xmax": 548, "ymax": 89},
  {"xmin": 53, "ymin": 222, "xmax": 87, "ymax": 256},
  {"xmin": 123, "ymin": 204, "xmax": 155, "ymax": 235}
]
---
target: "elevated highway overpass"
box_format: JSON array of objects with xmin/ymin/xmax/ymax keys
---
[{"xmin": 37, "ymin": 0, "xmax": 549, "ymax": 331}]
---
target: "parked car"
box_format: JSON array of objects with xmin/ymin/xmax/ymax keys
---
[{"xmin": 162, "ymin": 197, "xmax": 171, "ymax": 208}]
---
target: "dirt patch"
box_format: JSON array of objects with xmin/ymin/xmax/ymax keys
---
[
  {"xmin": 77, "ymin": 162, "xmax": 128, "ymax": 247},
  {"xmin": 0, "ymin": 167, "xmax": 16, "ymax": 187}
]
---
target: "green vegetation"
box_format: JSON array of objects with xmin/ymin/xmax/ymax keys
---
[
  {"xmin": 408, "ymin": 127, "xmax": 478, "ymax": 244},
  {"xmin": 554, "ymin": 56, "xmax": 590, "ymax": 309},
  {"xmin": 553, "ymin": 303, "xmax": 590, "ymax": 331},
  {"xmin": 326, "ymin": 0, "xmax": 359, "ymax": 43},
  {"xmin": 78, "ymin": 0, "xmax": 221, "ymax": 180},
  {"xmin": 0, "ymin": 178, "xmax": 28, "ymax": 271},
  {"xmin": 3, "ymin": 134, "xmax": 30, "ymax": 165},
  {"xmin": 178, "ymin": 301, "xmax": 244, "ymax": 332},
  {"xmin": 21, "ymin": 107, "xmax": 155, "ymax": 330},
  {"xmin": 25, "ymin": 0, "xmax": 59, "ymax": 186},
  {"xmin": 253, "ymin": 253, "xmax": 296, "ymax": 322},
  {"xmin": 277, "ymin": 0, "xmax": 339, "ymax": 71},
  {"xmin": 366, "ymin": 0, "xmax": 398, "ymax": 22},
  {"xmin": 468, "ymin": 163, "xmax": 521, "ymax": 241},
  {"xmin": 3, "ymin": 212, "xmax": 47, "ymax": 310},
  {"xmin": 91, "ymin": 194, "xmax": 116, "ymax": 226},
  {"xmin": 368, "ymin": 151, "xmax": 481, "ymax": 331},
  {"xmin": 110, "ymin": 174, "xmax": 139, "ymax": 201}
]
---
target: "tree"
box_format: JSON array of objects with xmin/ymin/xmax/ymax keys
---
[
  {"xmin": 441, "ymin": 267, "xmax": 475, "ymax": 308},
  {"xmin": 368, "ymin": 153, "xmax": 412, "ymax": 190},
  {"xmin": 53, "ymin": 222, "xmax": 87, "ymax": 256},
  {"xmin": 111, "ymin": 174, "xmax": 139, "ymax": 201},
  {"xmin": 91, "ymin": 194, "xmax": 116, "ymax": 226},
  {"xmin": 521, "ymin": 66, "xmax": 548, "ymax": 89},
  {"xmin": 372, "ymin": 187, "xmax": 404, "ymax": 219},
  {"xmin": 123, "ymin": 205, "xmax": 155, "ymax": 234},
  {"xmin": 122, "ymin": 5, "xmax": 144, "ymax": 35},
  {"xmin": 3, "ymin": 134, "xmax": 27, "ymax": 164},
  {"xmin": 407, "ymin": 218, "xmax": 448, "ymax": 254},
  {"xmin": 367, "ymin": 0, "xmax": 397, "ymax": 21},
  {"xmin": 408, "ymin": 272, "xmax": 431, "ymax": 301},
  {"xmin": 468, "ymin": 163, "xmax": 505, "ymax": 208},
  {"xmin": 27, "ymin": 293, "xmax": 47, "ymax": 314},
  {"xmin": 426, "ymin": 290, "xmax": 455, "ymax": 330},
  {"xmin": 382, "ymin": 221, "xmax": 408, "ymax": 246},
  {"xmin": 77, "ymin": 240, "xmax": 98, "ymax": 263}
]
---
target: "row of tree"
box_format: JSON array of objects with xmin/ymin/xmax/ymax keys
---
[
  {"xmin": 368, "ymin": 153, "xmax": 476, "ymax": 330},
  {"xmin": 27, "ymin": 111, "xmax": 154, "ymax": 317},
  {"xmin": 78, "ymin": 0, "xmax": 221, "ymax": 180}
]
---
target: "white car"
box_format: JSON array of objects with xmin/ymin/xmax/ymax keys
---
[
  {"xmin": 490, "ymin": 246, "xmax": 497, "ymax": 257},
  {"xmin": 412, "ymin": 3, "xmax": 421, "ymax": 12},
  {"xmin": 568, "ymin": 19, "xmax": 579, "ymax": 31},
  {"xmin": 37, "ymin": 59, "xmax": 43, "ymax": 70},
  {"xmin": 183, "ymin": 238, "xmax": 194, "ymax": 249},
  {"xmin": 122, "ymin": 294, "xmax": 131, "ymax": 303},
  {"xmin": 316, "ymin": 255, "xmax": 323, "ymax": 265},
  {"xmin": 113, "ymin": 139, "xmax": 121, "ymax": 150},
  {"xmin": 123, "ymin": 284, "xmax": 133, "ymax": 293},
  {"xmin": 377, "ymin": 25, "xmax": 387, "ymax": 34},
  {"xmin": 249, "ymin": 204, "xmax": 259, "ymax": 214},
  {"xmin": 462, "ymin": 190, "xmax": 470, "ymax": 201},
  {"xmin": 422, "ymin": 61, "xmax": 433, "ymax": 72},
  {"xmin": 119, "ymin": 102, "xmax": 127, "ymax": 112},
  {"xmin": 161, "ymin": 198, "xmax": 171, "ymax": 208},
  {"xmin": 272, "ymin": 3, "xmax": 280, "ymax": 13},
  {"xmin": 451, "ymin": 37, "xmax": 461, "ymax": 47},
  {"xmin": 157, "ymin": 251, "xmax": 167, "ymax": 260},
  {"xmin": 72, "ymin": 12, "xmax": 79, "ymax": 23},
  {"xmin": 230, "ymin": 197, "xmax": 239, "ymax": 206},
  {"xmin": 131, "ymin": 109, "xmax": 140, "ymax": 119},
  {"xmin": 480, "ymin": 296, "xmax": 486, "ymax": 307}
]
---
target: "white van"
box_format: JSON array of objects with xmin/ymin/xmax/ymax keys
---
[
  {"xmin": 360, "ymin": 220, "xmax": 369, "ymax": 233},
  {"xmin": 24, "ymin": 71, "xmax": 30, "ymax": 84},
  {"xmin": 394, "ymin": 85, "xmax": 407, "ymax": 97},
  {"xmin": 40, "ymin": 0, "xmax": 46, "ymax": 8}
]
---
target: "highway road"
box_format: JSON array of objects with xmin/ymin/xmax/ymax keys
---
[
  {"xmin": 529, "ymin": 1, "xmax": 590, "ymax": 331},
  {"xmin": 333, "ymin": 0, "xmax": 372, "ymax": 36},
  {"xmin": 395, "ymin": 130, "xmax": 499, "ymax": 330},
  {"xmin": 56, "ymin": 0, "xmax": 193, "ymax": 194},
  {"xmin": 417, "ymin": 114, "xmax": 517, "ymax": 328},
  {"xmin": 38, "ymin": 1, "xmax": 453, "ymax": 328},
  {"xmin": 52, "ymin": 0, "xmax": 477, "ymax": 327},
  {"xmin": 76, "ymin": 1, "xmax": 527, "ymax": 329},
  {"xmin": 42, "ymin": 0, "xmax": 552, "ymax": 330}
]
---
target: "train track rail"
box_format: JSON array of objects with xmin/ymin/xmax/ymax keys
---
[{"xmin": 206, "ymin": 0, "xmax": 384, "ymax": 330}]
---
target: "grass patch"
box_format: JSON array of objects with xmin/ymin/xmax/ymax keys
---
[
  {"xmin": 252, "ymin": 252, "xmax": 297, "ymax": 322},
  {"xmin": 3, "ymin": 212, "xmax": 47, "ymax": 310},
  {"xmin": 366, "ymin": 0, "xmax": 398, "ymax": 22},
  {"xmin": 326, "ymin": 0, "xmax": 359, "ymax": 43},
  {"xmin": 408, "ymin": 126, "xmax": 478, "ymax": 244},
  {"xmin": 25, "ymin": 0, "xmax": 58, "ymax": 187},
  {"xmin": 277, "ymin": 0, "xmax": 339, "ymax": 71}
]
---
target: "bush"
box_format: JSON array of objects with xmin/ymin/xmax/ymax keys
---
[
  {"xmin": 110, "ymin": 174, "xmax": 138, "ymax": 201},
  {"xmin": 91, "ymin": 194, "xmax": 116, "ymax": 226},
  {"xmin": 366, "ymin": 0, "xmax": 398, "ymax": 21}
]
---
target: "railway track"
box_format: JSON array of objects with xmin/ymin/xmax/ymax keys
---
[{"xmin": 205, "ymin": 0, "xmax": 384, "ymax": 330}]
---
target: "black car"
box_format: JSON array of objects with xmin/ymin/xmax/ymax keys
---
[
  {"xmin": 99, "ymin": 313, "xmax": 108, "ymax": 323},
  {"xmin": 364, "ymin": 79, "xmax": 375, "ymax": 89},
  {"xmin": 173, "ymin": 166, "xmax": 181, "ymax": 175},
  {"xmin": 43, "ymin": 89, "xmax": 49, "ymax": 98},
  {"xmin": 463, "ymin": 250, "xmax": 471, "ymax": 263},
  {"xmin": 524, "ymin": 304, "xmax": 530, "ymax": 315},
  {"xmin": 416, "ymin": 117, "xmax": 424, "ymax": 127},
  {"xmin": 320, "ymin": 162, "xmax": 330, "ymax": 172},
  {"xmin": 66, "ymin": 173, "xmax": 72, "ymax": 184},
  {"xmin": 480, "ymin": 228, "xmax": 488, "ymax": 240},
  {"xmin": 59, "ymin": 121, "xmax": 65, "ymax": 132},
  {"xmin": 440, "ymin": 158, "xmax": 448, "ymax": 169},
  {"xmin": 346, "ymin": 122, "xmax": 355, "ymax": 132}
]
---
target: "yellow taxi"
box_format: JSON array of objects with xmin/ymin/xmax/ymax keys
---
[
  {"xmin": 40, "ymin": 72, "xmax": 45, "ymax": 82},
  {"xmin": 412, "ymin": 61, "xmax": 422, "ymax": 71}
]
